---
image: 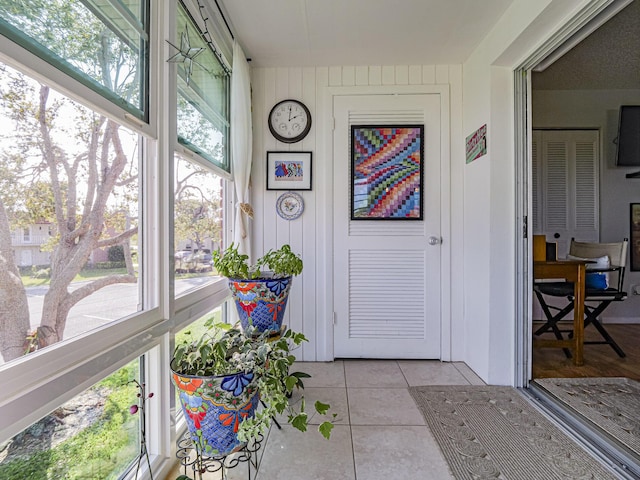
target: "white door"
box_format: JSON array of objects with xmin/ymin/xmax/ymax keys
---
[{"xmin": 333, "ymin": 93, "xmax": 443, "ymax": 358}]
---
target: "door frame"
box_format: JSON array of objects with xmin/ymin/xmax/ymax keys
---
[
  {"xmin": 317, "ymin": 84, "xmax": 452, "ymax": 361},
  {"xmin": 513, "ymin": 0, "xmax": 632, "ymax": 387}
]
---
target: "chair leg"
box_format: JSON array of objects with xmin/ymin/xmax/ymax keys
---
[
  {"xmin": 533, "ymin": 290, "xmax": 574, "ymax": 358},
  {"xmin": 584, "ymin": 302, "xmax": 626, "ymax": 358}
]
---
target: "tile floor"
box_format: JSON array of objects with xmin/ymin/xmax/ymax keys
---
[{"xmin": 168, "ymin": 360, "xmax": 485, "ymax": 480}]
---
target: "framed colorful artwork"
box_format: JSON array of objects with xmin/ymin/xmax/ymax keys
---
[
  {"xmin": 631, "ymin": 203, "xmax": 640, "ymax": 271},
  {"xmin": 351, "ymin": 125, "xmax": 424, "ymax": 220},
  {"xmin": 266, "ymin": 151, "xmax": 312, "ymax": 191}
]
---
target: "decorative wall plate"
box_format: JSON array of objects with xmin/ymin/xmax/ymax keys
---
[{"xmin": 276, "ymin": 192, "xmax": 304, "ymax": 220}]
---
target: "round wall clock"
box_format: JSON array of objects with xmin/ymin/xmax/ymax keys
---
[
  {"xmin": 276, "ymin": 192, "xmax": 304, "ymax": 220},
  {"xmin": 268, "ymin": 99, "xmax": 312, "ymax": 143}
]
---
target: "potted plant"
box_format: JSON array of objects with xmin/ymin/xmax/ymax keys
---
[
  {"xmin": 171, "ymin": 319, "xmax": 334, "ymax": 461},
  {"xmin": 213, "ymin": 244, "xmax": 303, "ymax": 334}
]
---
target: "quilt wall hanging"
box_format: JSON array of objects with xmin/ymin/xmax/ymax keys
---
[{"xmin": 351, "ymin": 125, "xmax": 424, "ymax": 220}]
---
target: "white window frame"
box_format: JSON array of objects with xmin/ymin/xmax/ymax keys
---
[{"xmin": 0, "ymin": 1, "xmax": 235, "ymax": 478}]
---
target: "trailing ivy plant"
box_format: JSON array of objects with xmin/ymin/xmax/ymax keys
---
[
  {"xmin": 212, "ymin": 243, "xmax": 303, "ymax": 279},
  {"xmin": 171, "ymin": 319, "xmax": 335, "ymax": 445}
]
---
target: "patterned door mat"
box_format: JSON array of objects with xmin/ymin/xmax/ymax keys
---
[
  {"xmin": 534, "ymin": 377, "xmax": 640, "ymax": 456},
  {"xmin": 409, "ymin": 385, "xmax": 617, "ymax": 479}
]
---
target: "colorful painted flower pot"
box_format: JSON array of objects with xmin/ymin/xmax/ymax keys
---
[
  {"xmin": 171, "ymin": 369, "xmax": 260, "ymax": 457},
  {"xmin": 228, "ymin": 276, "xmax": 292, "ymax": 334}
]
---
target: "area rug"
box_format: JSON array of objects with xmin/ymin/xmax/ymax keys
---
[
  {"xmin": 409, "ymin": 385, "xmax": 616, "ymax": 479},
  {"xmin": 534, "ymin": 377, "xmax": 640, "ymax": 457}
]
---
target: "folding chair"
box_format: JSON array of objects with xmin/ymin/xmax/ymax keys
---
[{"xmin": 533, "ymin": 238, "xmax": 628, "ymax": 358}]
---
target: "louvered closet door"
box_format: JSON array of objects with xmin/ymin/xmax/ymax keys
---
[
  {"xmin": 333, "ymin": 94, "xmax": 442, "ymax": 358},
  {"xmin": 532, "ymin": 130, "xmax": 599, "ymax": 258}
]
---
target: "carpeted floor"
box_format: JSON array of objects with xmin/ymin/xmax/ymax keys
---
[
  {"xmin": 409, "ymin": 385, "xmax": 617, "ymax": 479},
  {"xmin": 534, "ymin": 377, "xmax": 640, "ymax": 458}
]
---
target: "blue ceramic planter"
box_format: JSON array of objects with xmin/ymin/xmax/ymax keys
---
[
  {"xmin": 171, "ymin": 370, "xmax": 260, "ymax": 457},
  {"xmin": 228, "ymin": 276, "xmax": 292, "ymax": 334}
]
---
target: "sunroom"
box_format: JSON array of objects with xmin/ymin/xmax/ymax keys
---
[{"xmin": 0, "ymin": 0, "xmax": 639, "ymax": 479}]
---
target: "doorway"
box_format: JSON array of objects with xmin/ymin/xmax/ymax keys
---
[
  {"xmin": 515, "ymin": 0, "xmax": 640, "ymax": 475},
  {"xmin": 527, "ymin": 0, "xmax": 640, "ymax": 382},
  {"xmin": 332, "ymin": 90, "xmax": 448, "ymax": 359}
]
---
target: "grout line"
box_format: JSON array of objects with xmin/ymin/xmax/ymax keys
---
[{"xmin": 343, "ymin": 361, "xmax": 358, "ymax": 480}]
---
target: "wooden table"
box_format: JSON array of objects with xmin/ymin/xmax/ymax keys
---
[{"xmin": 533, "ymin": 260, "xmax": 587, "ymax": 366}]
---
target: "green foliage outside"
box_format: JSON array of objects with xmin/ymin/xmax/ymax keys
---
[
  {"xmin": 0, "ymin": 363, "xmax": 139, "ymax": 479},
  {"xmin": 107, "ymin": 245, "xmax": 125, "ymax": 263}
]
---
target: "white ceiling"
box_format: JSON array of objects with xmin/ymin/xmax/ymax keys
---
[
  {"xmin": 218, "ymin": 0, "xmax": 514, "ymax": 67},
  {"xmin": 533, "ymin": 0, "xmax": 640, "ymax": 90}
]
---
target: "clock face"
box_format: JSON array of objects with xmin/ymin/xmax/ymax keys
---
[{"xmin": 268, "ymin": 100, "xmax": 311, "ymax": 143}]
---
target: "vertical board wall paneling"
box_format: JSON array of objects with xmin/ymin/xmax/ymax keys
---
[
  {"xmin": 301, "ymin": 66, "xmax": 317, "ymax": 359},
  {"xmin": 251, "ymin": 64, "xmax": 457, "ymax": 360},
  {"xmin": 262, "ymin": 68, "xmax": 278, "ymax": 256},
  {"xmin": 422, "ymin": 65, "xmax": 436, "ymax": 84},
  {"xmin": 315, "ymin": 66, "xmax": 330, "ymax": 360},
  {"xmin": 395, "ymin": 65, "xmax": 409, "ymax": 85},
  {"xmin": 409, "ymin": 65, "xmax": 422, "ymax": 85},
  {"xmin": 355, "ymin": 66, "xmax": 369, "ymax": 86},
  {"xmin": 285, "ymin": 67, "xmax": 304, "ymax": 351},
  {"xmin": 369, "ymin": 66, "xmax": 382, "ymax": 85}
]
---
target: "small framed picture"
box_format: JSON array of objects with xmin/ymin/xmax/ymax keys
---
[{"xmin": 266, "ymin": 151, "xmax": 312, "ymax": 191}]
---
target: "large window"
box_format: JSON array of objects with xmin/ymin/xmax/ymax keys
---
[
  {"xmin": 0, "ymin": 62, "xmax": 143, "ymax": 366},
  {"xmin": 0, "ymin": 360, "xmax": 141, "ymax": 479},
  {"xmin": 0, "ymin": 0, "xmax": 234, "ymax": 477},
  {"xmin": 175, "ymin": 1, "xmax": 230, "ymax": 172},
  {"xmin": 174, "ymin": 154, "xmax": 225, "ymax": 296},
  {"xmin": 0, "ymin": 0, "xmax": 149, "ymax": 119}
]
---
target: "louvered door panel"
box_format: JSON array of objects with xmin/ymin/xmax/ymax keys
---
[
  {"xmin": 349, "ymin": 250, "xmax": 425, "ymax": 338},
  {"xmin": 574, "ymin": 141, "xmax": 598, "ymax": 230},
  {"xmin": 544, "ymin": 141, "xmax": 569, "ymax": 231},
  {"xmin": 532, "ymin": 130, "xmax": 599, "ymax": 258},
  {"xmin": 532, "ymin": 131, "xmax": 541, "ymax": 232}
]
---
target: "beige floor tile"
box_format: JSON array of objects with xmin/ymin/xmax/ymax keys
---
[
  {"xmin": 453, "ymin": 362, "xmax": 486, "ymax": 385},
  {"xmin": 344, "ymin": 360, "xmax": 408, "ymax": 388},
  {"xmin": 255, "ymin": 425, "xmax": 355, "ymax": 480},
  {"xmin": 351, "ymin": 425, "xmax": 455, "ymax": 480},
  {"xmin": 292, "ymin": 360, "xmax": 346, "ymax": 387},
  {"xmin": 274, "ymin": 386, "xmax": 349, "ymax": 426},
  {"xmin": 348, "ymin": 388, "xmax": 425, "ymax": 426},
  {"xmin": 397, "ymin": 360, "xmax": 470, "ymax": 386}
]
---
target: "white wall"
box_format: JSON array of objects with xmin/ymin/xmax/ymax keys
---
[
  {"xmin": 250, "ymin": 65, "xmax": 464, "ymax": 361},
  {"xmin": 533, "ymin": 88, "xmax": 640, "ymax": 322},
  {"xmin": 462, "ymin": 0, "xmax": 593, "ymax": 384}
]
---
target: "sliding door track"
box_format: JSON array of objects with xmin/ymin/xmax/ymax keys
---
[{"xmin": 523, "ymin": 382, "xmax": 640, "ymax": 479}]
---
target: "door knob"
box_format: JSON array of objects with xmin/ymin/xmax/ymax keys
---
[{"xmin": 428, "ymin": 236, "xmax": 442, "ymax": 246}]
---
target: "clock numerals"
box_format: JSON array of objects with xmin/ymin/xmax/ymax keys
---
[{"xmin": 269, "ymin": 100, "xmax": 311, "ymax": 143}]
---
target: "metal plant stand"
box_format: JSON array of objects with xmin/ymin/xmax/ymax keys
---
[{"xmin": 175, "ymin": 432, "xmax": 264, "ymax": 480}]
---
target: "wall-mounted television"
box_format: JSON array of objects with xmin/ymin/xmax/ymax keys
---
[{"xmin": 616, "ymin": 105, "xmax": 640, "ymax": 167}]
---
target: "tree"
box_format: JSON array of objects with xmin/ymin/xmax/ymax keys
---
[
  {"xmin": 0, "ymin": 0, "xmax": 141, "ymax": 361},
  {"xmin": 174, "ymin": 158, "xmax": 223, "ymax": 253},
  {"xmin": 0, "ymin": 197, "xmax": 30, "ymax": 360}
]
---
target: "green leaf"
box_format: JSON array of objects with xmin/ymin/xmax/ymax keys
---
[
  {"xmin": 285, "ymin": 375, "xmax": 297, "ymax": 392},
  {"xmin": 318, "ymin": 421, "xmax": 334, "ymax": 440},
  {"xmin": 314, "ymin": 400, "xmax": 330, "ymax": 415},
  {"xmin": 290, "ymin": 413, "xmax": 308, "ymax": 432}
]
